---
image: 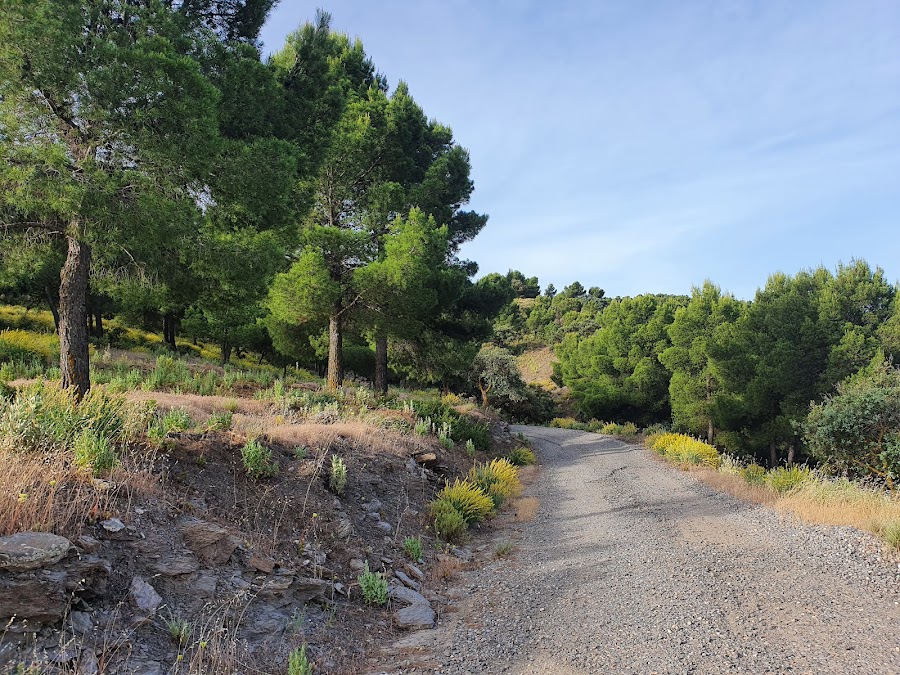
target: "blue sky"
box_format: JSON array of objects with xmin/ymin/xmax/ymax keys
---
[{"xmin": 260, "ymin": 1, "xmax": 900, "ymax": 299}]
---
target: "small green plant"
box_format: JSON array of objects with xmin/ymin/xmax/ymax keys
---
[
  {"xmin": 205, "ymin": 411, "xmax": 233, "ymax": 432},
  {"xmin": 742, "ymin": 464, "xmax": 767, "ymax": 485},
  {"xmin": 435, "ymin": 478, "xmax": 494, "ymax": 523},
  {"xmin": 241, "ymin": 439, "xmax": 278, "ymax": 479},
  {"xmin": 357, "ymin": 563, "xmax": 388, "ymax": 605},
  {"xmin": 160, "ymin": 407, "xmax": 193, "ymax": 433},
  {"xmin": 875, "ymin": 520, "xmax": 900, "ymax": 550},
  {"xmin": 329, "ymin": 454, "xmax": 347, "ymax": 494},
  {"xmin": 494, "ymin": 540, "xmax": 514, "ymax": 558},
  {"xmin": 165, "ymin": 616, "xmax": 191, "ymax": 646},
  {"xmin": 465, "ymin": 438, "xmax": 476, "ymax": 457},
  {"xmin": 293, "ymin": 445, "xmax": 308, "ymax": 460},
  {"xmin": 73, "ymin": 428, "xmax": 117, "ymax": 476},
  {"xmin": 403, "ymin": 536, "xmax": 422, "ymax": 561},
  {"xmin": 766, "ymin": 465, "xmax": 812, "ymax": 494},
  {"xmin": 224, "ymin": 398, "xmax": 239, "ymax": 413},
  {"xmin": 288, "ymin": 645, "xmax": 313, "ymax": 675},
  {"xmin": 507, "ymin": 446, "xmax": 536, "ymax": 466},
  {"xmin": 414, "ymin": 416, "xmax": 432, "ymax": 436},
  {"xmin": 430, "ymin": 499, "xmax": 466, "ymax": 542}
]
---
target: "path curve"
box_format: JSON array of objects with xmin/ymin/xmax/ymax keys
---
[{"xmin": 414, "ymin": 426, "xmax": 900, "ymax": 674}]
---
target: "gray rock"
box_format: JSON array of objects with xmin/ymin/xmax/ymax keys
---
[
  {"xmin": 364, "ymin": 498, "xmax": 383, "ymax": 513},
  {"xmin": 69, "ymin": 610, "xmax": 93, "ymax": 635},
  {"xmin": 405, "ymin": 564, "xmax": 425, "ymax": 580},
  {"xmin": 0, "ymin": 532, "xmax": 72, "ymax": 571},
  {"xmin": 100, "ymin": 518, "xmax": 125, "ymax": 533},
  {"xmin": 193, "ymin": 572, "xmax": 218, "ymax": 598},
  {"xmin": 376, "ymin": 521, "xmax": 393, "ymax": 533},
  {"xmin": 394, "ymin": 570, "xmax": 421, "ymax": 591},
  {"xmin": 128, "ymin": 660, "xmax": 164, "ymax": 675},
  {"xmin": 389, "ymin": 585, "xmax": 429, "ymax": 607},
  {"xmin": 75, "ymin": 534, "xmax": 102, "ymax": 554},
  {"xmin": 335, "ymin": 518, "xmax": 353, "ymax": 539},
  {"xmin": 153, "ymin": 553, "xmax": 199, "ymax": 576},
  {"xmin": 395, "ymin": 602, "xmax": 436, "ymax": 630},
  {"xmin": 128, "ymin": 576, "xmax": 162, "ymax": 616},
  {"xmin": 450, "ymin": 546, "xmax": 473, "ymax": 562},
  {"xmin": 349, "ymin": 558, "xmax": 367, "ymax": 572},
  {"xmin": 79, "ymin": 648, "xmax": 99, "ymax": 674}
]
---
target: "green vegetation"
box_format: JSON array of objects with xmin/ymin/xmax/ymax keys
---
[
  {"xmin": 357, "ymin": 563, "xmax": 388, "ymax": 606},
  {"xmin": 507, "ymin": 447, "xmax": 537, "ymax": 466},
  {"xmin": 329, "ymin": 455, "xmax": 348, "ymax": 495},
  {"xmin": 240, "ymin": 440, "xmax": 278, "ymax": 480},
  {"xmin": 288, "ymin": 646, "xmax": 313, "ymax": 675},
  {"xmin": 403, "ymin": 536, "xmax": 423, "ymax": 561},
  {"xmin": 467, "ymin": 458, "xmax": 522, "ymax": 508}
]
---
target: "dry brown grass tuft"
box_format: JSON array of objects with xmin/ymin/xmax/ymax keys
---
[
  {"xmin": 431, "ymin": 555, "xmax": 463, "ymax": 582},
  {"xmin": 0, "ymin": 446, "xmax": 161, "ymax": 537},
  {"xmin": 513, "ymin": 496, "xmax": 540, "ymax": 522},
  {"xmin": 690, "ymin": 468, "xmax": 777, "ymax": 506}
]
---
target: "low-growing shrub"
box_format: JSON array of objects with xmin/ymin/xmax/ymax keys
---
[
  {"xmin": 467, "ymin": 458, "xmax": 522, "ymax": 508},
  {"xmin": 875, "ymin": 520, "xmax": 900, "ymax": 550},
  {"xmin": 741, "ymin": 464, "xmax": 767, "ymax": 485},
  {"xmin": 434, "ymin": 479, "xmax": 494, "ymax": 524},
  {"xmin": 160, "ymin": 408, "xmax": 193, "ymax": 434},
  {"xmin": 507, "ymin": 446, "xmax": 536, "ymax": 466},
  {"xmin": 288, "ymin": 646, "xmax": 313, "ymax": 675},
  {"xmin": 450, "ymin": 416, "xmax": 492, "ymax": 452},
  {"xmin": 0, "ymin": 329, "xmax": 59, "ymax": 364},
  {"xmin": 403, "ymin": 536, "xmax": 422, "ymax": 561},
  {"xmin": 329, "ymin": 455, "xmax": 347, "ymax": 494},
  {"xmin": 465, "ymin": 438, "xmax": 476, "ymax": 457},
  {"xmin": 766, "ymin": 465, "xmax": 812, "ymax": 494},
  {"xmin": 549, "ymin": 417, "xmax": 587, "ymax": 431},
  {"xmin": 600, "ymin": 421, "xmax": 639, "ymax": 437},
  {"xmin": 165, "ymin": 616, "xmax": 191, "ymax": 646},
  {"xmin": 357, "ymin": 563, "xmax": 388, "ymax": 605},
  {"xmin": 205, "ymin": 411, "xmax": 233, "ymax": 432},
  {"xmin": 143, "ymin": 355, "xmax": 193, "ymax": 391},
  {"xmin": 241, "ymin": 439, "xmax": 278, "ymax": 479},
  {"xmin": 430, "ymin": 499, "xmax": 466, "ymax": 542},
  {"xmin": 73, "ymin": 428, "xmax": 117, "ymax": 476},
  {"xmin": 650, "ymin": 433, "xmax": 720, "ymax": 468}
]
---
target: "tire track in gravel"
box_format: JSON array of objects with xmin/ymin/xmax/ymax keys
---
[{"xmin": 383, "ymin": 426, "xmax": 900, "ymax": 674}]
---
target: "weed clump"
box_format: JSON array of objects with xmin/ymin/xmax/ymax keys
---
[
  {"xmin": 766, "ymin": 465, "xmax": 812, "ymax": 493},
  {"xmin": 507, "ymin": 446, "xmax": 536, "ymax": 466},
  {"xmin": 650, "ymin": 433, "xmax": 720, "ymax": 468},
  {"xmin": 240, "ymin": 439, "xmax": 278, "ymax": 479},
  {"xmin": 357, "ymin": 563, "xmax": 388, "ymax": 605},
  {"xmin": 403, "ymin": 536, "xmax": 422, "ymax": 561},
  {"xmin": 329, "ymin": 455, "xmax": 347, "ymax": 494},
  {"xmin": 467, "ymin": 458, "xmax": 521, "ymax": 508},
  {"xmin": 288, "ymin": 645, "xmax": 313, "ymax": 675},
  {"xmin": 430, "ymin": 499, "xmax": 466, "ymax": 542},
  {"xmin": 73, "ymin": 428, "xmax": 117, "ymax": 476},
  {"xmin": 434, "ymin": 479, "xmax": 493, "ymax": 524}
]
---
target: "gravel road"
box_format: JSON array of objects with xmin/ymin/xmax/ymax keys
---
[{"xmin": 388, "ymin": 426, "xmax": 900, "ymax": 674}]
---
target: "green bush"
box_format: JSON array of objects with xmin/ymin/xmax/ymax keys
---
[
  {"xmin": 507, "ymin": 446, "xmax": 536, "ymax": 466},
  {"xmin": 73, "ymin": 428, "xmax": 117, "ymax": 476},
  {"xmin": 241, "ymin": 439, "xmax": 278, "ymax": 479},
  {"xmin": 357, "ymin": 563, "xmax": 388, "ymax": 605},
  {"xmin": 160, "ymin": 408, "xmax": 193, "ymax": 433},
  {"xmin": 0, "ymin": 329, "xmax": 59, "ymax": 364},
  {"xmin": 766, "ymin": 465, "xmax": 812, "ymax": 494},
  {"xmin": 430, "ymin": 499, "xmax": 466, "ymax": 542},
  {"xmin": 412, "ymin": 398, "xmax": 458, "ymax": 425},
  {"xmin": 434, "ymin": 479, "xmax": 494, "ymax": 524},
  {"xmin": 450, "ymin": 416, "xmax": 492, "ymax": 452},
  {"xmin": 205, "ymin": 411, "xmax": 233, "ymax": 431},
  {"xmin": 741, "ymin": 464, "xmax": 767, "ymax": 485},
  {"xmin": 467, "ymin": 458, "xmax": 521, "ymax": 508},
  {"xmin": 143, "ymin": 355, "xmax": 193, "ymax": 391},
  {"xmin": 329, "ymin": 455, "xmax": 347, "ymax": 494},
  {"xmin": 403, "ymin": 536, "xmax": 422, "ymax": 561}
]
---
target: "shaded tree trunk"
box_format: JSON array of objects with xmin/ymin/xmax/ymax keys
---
[
  {"xmin": 163, "ymin": 313, "xmax": 177, "ymax": 351},
  {"xmin": 327, "ymin": 302, "xmax": 343, "ymax": 391},
  {"xmin": 44, "ymin": 286, "xmax": 60, "ymax": 330},
  {"xmin": 59, "ymin": 236, "xmax": 91, "ymax": 400},
  {"xmin": 221, "ymin": 340, "xmax": 232, "ymax": 365},
  {"xmin": 707, "ymin": 418, "xmax": 714, "ymax": 444},
  {"xmin": 769, "ymin": 441, "xmax": 778, "ymax": 468},
  {"xmin": 787, "ymin": 444, "xmax": 795, "ymax": 465},
  {"xmin": 94, "ymin": 306, "xmax": 103, "ymax": 338},
  {"xmin": 374, "ymin": 331, "xmax": 388, "ymax": 395}
]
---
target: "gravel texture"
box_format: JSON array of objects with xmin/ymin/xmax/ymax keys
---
[{"xmin": 386, "ymin": 426, "xmax": 900, "ymax": 674}]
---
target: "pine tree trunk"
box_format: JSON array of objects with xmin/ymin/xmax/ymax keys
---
[
  {"xmin": 374, "ymin": 331, "xmax": 388, "ymax": 395},
  {"xmin": 787, "ymin": 445, "xmax": 795, "ymax": 465},
  {"xmin": 94, "ymin": 306, "xmax": 103, "ymax": 338},
  {"xmin": 327, "ymin": 303, "xmax": 343, "ymax": 391},
  {"xmin": 221, "ymin": 341, "xmax": 232, "ymax": 365},
  {"xmin": 163, "ymin": 313, "xmax": 177, "ymax": 351},
  {"xmin": 59, "ymin": 236, "xmax": 91, "ymax": 400},
  {"xmin": 707, "ymin": 418, "xmax": 714, "ymax": 444},
  {"xmin": 769, "ymin": 441, "xmax": 778, "ymax": 468}
]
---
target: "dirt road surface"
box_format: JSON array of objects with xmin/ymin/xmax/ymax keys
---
[{"xmin": 387, "ymin": 426, "xmax": 900, "ymax": 674}]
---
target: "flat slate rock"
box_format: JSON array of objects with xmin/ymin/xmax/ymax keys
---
[{"xmin": 0, "ymin": 532, "xmax": 72, "ymax": 571}]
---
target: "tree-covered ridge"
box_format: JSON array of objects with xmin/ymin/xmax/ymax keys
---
[
  {"xmin": 499, "ymin": 260, "xmax": 900, "ymax": 473},
  {"xmin": 0, "ymin": 1, "xmax": 501, "ymax": 398}
]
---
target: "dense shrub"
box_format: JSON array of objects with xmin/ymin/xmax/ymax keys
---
[
  {"xmin": 766, "ymin": 465, "xmax": 812, "ymax": 494},
  {"xmin": 357, "ymin": 563, "xmax": 388, "ymax": 605},
  {"xmin": 467, "ymin": 458, "xmax": 521, "ymax": 507},
  {"xmin": 650, "ymin": 433, "xmax": 720, "ymax": 468},
  {"xmin": 329, "ymin": 455, "xmax": 347, "ymax": 494},
  {"xmin": 434, "ymin": 479, "xmax": 493, "ymax": 524},
  {"xmin": 599, "ymin": 421, "xmax": 639, "ymax": 436},
  {"xmin": 549, "ymin": 417, "xmax": 587, "ymax": 431},
  {"xmin": 507, "ymin": 446, "xmax": 536, "ymax": 466},
  {"xmin": 450, "ymin": 416, "xmax": 492, "ymax": 452},
  {"xmin": 741, "ymin": 464, "xmax": 767, "ymax": 485},
  {"xmin": 0, "ymin": 329, "xmax": 59, "ymax": 364},
  {"xmin": 73, "ymin": 428, "xmax": 117, "ymax": 476},
  {"xmin": 241, "ymin": 439, "xmax": 278, "ymax": 479},
  {"xmin": 430, "ymin": 499, "xmax": 467, "ymax": 542}
]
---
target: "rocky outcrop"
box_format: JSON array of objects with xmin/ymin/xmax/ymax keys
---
[
  {"xmin": 178, "ymin": 517, "xmax": 239, "ymax": 565},
  {"xmin": 0, "ymin": 532, "xmax": 72, "ymax": 572},
  {"xmin": 389, "ymin": 584, "xmax": 435, "ymax": 630}
]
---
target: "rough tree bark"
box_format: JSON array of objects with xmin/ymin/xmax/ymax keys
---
[
  {"xmin": 44, "ymin": 286, "xmax": 60, "ymax": 330},
  {"xmin": 59, "ymin": 236, "xmax": 91, "ymax": 400},
  {"xmin": 374, "ymin": 331, "xmax": 388, "ymax": 395},
  {"xmin": 327, "ymin": 300, "xmax": 343, "ymax": 391},
  {"xmin": 163, "ymin": 313, "xmax": 177, "ymax": 351}
]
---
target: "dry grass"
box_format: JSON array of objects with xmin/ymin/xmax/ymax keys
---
[
  {"xmin": 513, "ymin": 496, "xmax": 540, "ymax": 522},
  {"xmin": 516, "ymin": 347, "xmax": 557, "ymax": 386},
  {"xmin": 0, "ymin": 446, "xmax": 161, "ymax": 538},
  {"xmin": 431, "ymin": 555, "xmax": 463, "ymax": 582},
  {"xmin": 690, "ymin": 466, "xmax": 900, "ymax": 551}
]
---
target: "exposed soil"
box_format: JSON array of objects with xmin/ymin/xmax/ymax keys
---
[{"xmin": 386, "ymin": 426, "xmax": 900, "ymax": 674}]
